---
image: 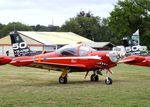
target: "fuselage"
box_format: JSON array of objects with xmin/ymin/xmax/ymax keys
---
[
  {"xmin": 10, "ymin": 44, "xmax": 125, "ymax": 73},
  {"xmin": 10, "ymin": 51, "xmax": 118, "ymax": 71}
]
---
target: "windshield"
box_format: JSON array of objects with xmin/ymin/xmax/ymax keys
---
[
  {"xmin": 79, "ymin": 46, "xmax": 97, "ymax": 56},
  {"xmin": 56, "ymin": 44, "xmax": 97, "ymax": 56}
]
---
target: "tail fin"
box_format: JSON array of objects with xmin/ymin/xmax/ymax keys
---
[{"xmin": 10, "ymin": 31, "xmax": 32, "ymax": 57}]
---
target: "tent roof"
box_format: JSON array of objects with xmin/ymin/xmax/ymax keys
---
[
  {"xmin": 18, "ymin": 31, "xmax": 92, "ymax": 45},
  {"xmin": 0, "ymin": 36, "xmax": 11, "ymax": 44},
  {"xmin": 0, "ymin": 31, "xmax": 93, "ymax": 45},
  {"xmin": 83, "ymin": 42, "xmax": 115, "ymax": 48}
]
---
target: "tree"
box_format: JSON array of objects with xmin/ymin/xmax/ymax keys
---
[
  {"xmin": 0, "ymin": 22, "xmax": 32, "ymax": 38},
  {"xmin": 31, "ymin": 24, "xmax": 60, "ymax": 31},
  {"xmin": 0, "ymin": 22, "xmax": 60, "ymax": 38},
  {"xmin": 0, "ymin": 23, "xmax": 6, "ymax": 38},
  {"xmin": 108, "ymin": 0, "xmax": 150, "ymax": 48},
  {"xmin": 60, "ymin": 11, "xmax": 113, "ymax": 42}
]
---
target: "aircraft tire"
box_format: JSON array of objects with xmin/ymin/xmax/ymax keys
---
[
  {"xmin": 90, "ymin": 74, "xmax": 99, "ymax": 81},
  {"xmin": 59, "ymin": 76, "xmax": 67, "ymax": 84},
  {"xmin": 105, "ymin": 77, "xmax": 112, "ymax": 85}
]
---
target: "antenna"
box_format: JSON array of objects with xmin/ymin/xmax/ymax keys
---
[
  {"xmin": 51, "ymin": 17, "xmax": 54, "ymax": 31},
  {"xmin": 52, "ymin": 17, "xmax": 54, "ymax": 26}
]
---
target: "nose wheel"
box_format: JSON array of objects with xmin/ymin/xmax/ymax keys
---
[
  {"xmin": 105, "ymin": 77, "xmax": 112, "ymax": 85},
  {"xmin": 90, "ymin": 74, "xmax": 99, "ymax": 81}
]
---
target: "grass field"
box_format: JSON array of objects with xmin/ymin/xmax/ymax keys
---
[{"xmin": 0, "ymin": 64, "xmax": 150, "ymax": 107}]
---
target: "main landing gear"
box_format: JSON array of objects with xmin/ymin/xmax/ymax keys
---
[
  {"xmin": 59, "ymin": 69, "xmax": 69, "ymax": 84},
  {"xmin": 90, "ymin": 74, "xmax": 99, "ymax": 81},
  {"xmin": 90, "ymin": 69, "xmax": 99, "ymax": 82},
  {"xmin": 59, "ymin": 76, "xmax": 67, "ymax": 84}
]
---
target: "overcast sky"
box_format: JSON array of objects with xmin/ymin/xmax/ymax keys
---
[{"xmin": 0, "ymin": 0, "xmax": 118, "ymax": 26}]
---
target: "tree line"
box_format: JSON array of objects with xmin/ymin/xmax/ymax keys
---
[
  {"xmin": 0, "ymin": 22, "xmax": 60, "ymax": 38},
  {"xmin": 0, "ymin": 0, "xmax": 149, "ymax": 49}
]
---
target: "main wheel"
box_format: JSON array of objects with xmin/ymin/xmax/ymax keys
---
[
  {"xmin": 105, "ymin": 77, "xmax": 112, "ymax": 85},
  {"xmin": 90, "ymin": 74, "xmax": 99, "ymax": 81},
  {"xmin": 59, "ymin": 76, "xmax": 67, "ymax": 84}
]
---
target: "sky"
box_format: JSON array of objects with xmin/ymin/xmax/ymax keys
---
[{"xmin": 0, "ymin": 0, "xmax": 118, "ymax": 26}]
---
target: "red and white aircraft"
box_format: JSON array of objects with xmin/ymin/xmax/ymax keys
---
[
  {"xmin": 119, "ymin": 55, "xmax": 150, "ymax": 67},
  {"xmin": 0, "ymin": 55, "xmax": 12, "ymax": 65},
  {"xmin": 9, "ymin": 31, "xmax": 125, "ymax": 85}
]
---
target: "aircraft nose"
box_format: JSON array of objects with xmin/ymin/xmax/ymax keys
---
[{"xmin": 108, "ymin": 51, "xmax": 126, "ymax": 63}]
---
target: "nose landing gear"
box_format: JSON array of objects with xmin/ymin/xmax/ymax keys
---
[{"xmin": 105, "ymin": 77, "xmax": 112, "ymax": 85}]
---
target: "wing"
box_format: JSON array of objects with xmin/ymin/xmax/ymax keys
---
[
  {"xmin": 11, "ymin": 58, "xmax": 86, "ymax": 68},
  {"xmin": 35, "ymin": 61, "xmax": 86, "ymax": 68},
  {"xmin": 10, "ymin": 59, "xmax": 33, "ymax": 66},
  {"xmin": 10, "ymin": 56, "xmax": 34, "ymax": 66},
  {"xmin": 118, "ymin": 55, "xmax": 145, "ymax": 64},
  {"xmin": 118, "ymin": 57, "xmax": 136, "ymax": 64},
  {"xmin": 0, "ymin": 55, "xmax": 12, "ymax": 65},
  {"xmin": 10, "ymin": 55, "xmax": 101, "ymax": 70},
  {"xmin": 33, "ymin": 56, "xmax": 100, "ymax": 69}
]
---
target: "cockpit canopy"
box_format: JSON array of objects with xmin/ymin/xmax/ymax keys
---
[{"xmin": 56, "ymin": 44, "xmax": 97, "ymax": 56}]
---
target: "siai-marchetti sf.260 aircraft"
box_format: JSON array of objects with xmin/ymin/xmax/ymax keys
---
[
  {"xmin": 119, "ymin": 55, "xmax": 150, "ymax": 67},
  {"xmin": 9, "ymin": 31, "xmax": 125, "ymax": 85},
  {"xmin": 0, "ymin": 55, "xmax": 12, "ymax": 65}
]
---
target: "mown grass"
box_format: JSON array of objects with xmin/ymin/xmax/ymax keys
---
[{"xmin": 0, "ymin": 64, "xmax": 150, "ymax": 107}]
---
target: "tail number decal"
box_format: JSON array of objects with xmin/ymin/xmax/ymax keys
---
[{"xmin": 13, "ymin": 42, "xmax": 27, "ymax": 50}]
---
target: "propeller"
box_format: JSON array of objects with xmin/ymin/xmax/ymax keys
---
[{"xmin": 107, "ymin": 51, "xmax": 126, "ymax": 63}]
